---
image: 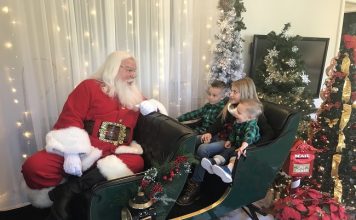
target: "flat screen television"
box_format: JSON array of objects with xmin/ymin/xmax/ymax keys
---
[{"xmin": 249, "ymin": 34, "xmax": 329, "ymax": 98}]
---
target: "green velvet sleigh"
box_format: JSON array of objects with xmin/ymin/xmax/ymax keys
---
[{"xmin": 88, "ymin": 101, "xmax": 300, "ymax": 220}]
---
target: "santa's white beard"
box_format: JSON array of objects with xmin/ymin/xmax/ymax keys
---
[{"xmin": 115, "ymin": 79, "xmax": 143, "ymax": 110}]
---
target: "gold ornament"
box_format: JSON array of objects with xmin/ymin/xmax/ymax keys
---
[
  {"xmin": 325, "ymin": 118, "xmax": 339, "ymax": 128},
  {"xmin": 331, "ymin": 87, "xmax": 339, "ymax": 93},
  {"xmin": 318, "ymin": 166, "xmax": 325, "ymax": 172}
]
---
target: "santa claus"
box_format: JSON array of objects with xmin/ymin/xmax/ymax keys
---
[{"xmin": 21, "ymin": 51, "xmax": 163, "ymax": 219}]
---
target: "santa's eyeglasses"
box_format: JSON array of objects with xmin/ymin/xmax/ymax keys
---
[{"xmin": 120, "ymin": 65, "xmax": 136, "ymax": 73}]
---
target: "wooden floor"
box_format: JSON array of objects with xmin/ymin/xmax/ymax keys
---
[
  {"xmin": 0, "ymin": 205, "xmax": 274, "ymax": 220},
  {"xmin": 0, "ymin": 205, "xmax": 276, "ymax": 220}
]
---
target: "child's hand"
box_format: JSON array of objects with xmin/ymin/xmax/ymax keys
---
[
  {"xmin": 201, "ymin": 133, "xmax": 212, "ymax": 143},
  {"xmin": 224, "ymin": 141, "xmax": 231, "ymax": 148},
  {"xmin": 235, "ymin": 146, "xmax": 247, "ymax": 159}
]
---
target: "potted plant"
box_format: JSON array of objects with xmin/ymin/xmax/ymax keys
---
[{"xmin": 273, "ymin": 186, "xmax": 348, "ymax": 220}]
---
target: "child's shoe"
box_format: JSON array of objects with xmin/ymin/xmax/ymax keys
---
[
  {"xmin": 201, "ymin": 158, "xmax": 215, "ymax": 174},
  {"xmin": 212, "ymin": 165, "xmax": 232, "ymax": 183}
]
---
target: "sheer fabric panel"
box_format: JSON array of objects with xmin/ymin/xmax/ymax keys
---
[{"xmin": 0, "ymin": 0, "xmax": 218, "ymax": 210}]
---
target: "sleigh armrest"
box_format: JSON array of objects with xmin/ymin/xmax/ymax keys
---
[{"xmin": 89, "ymin": 112, "xmax": 196, "ymax": 220}]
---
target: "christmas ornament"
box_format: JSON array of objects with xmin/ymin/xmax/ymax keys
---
[
  {"xmin": 138, "ymin": 154, "xmax": 194, "ymax": 204},
  {"xmin": 121, "ymin": 191, "xmax": 157, "ymax": 220},
  {"xmin": 325, "ymin": 118, "xmax": 339, "ymax": 128},
  {"xmin": 318, "ymin": 166, "xmax": 325, "ymax": 172},
  {"xmin": 320, "ymin": 135, "xmax": 328, "ymax": 143}
]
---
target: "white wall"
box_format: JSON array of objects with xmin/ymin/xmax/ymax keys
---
[{"xmin": 240, "ymin": 0, "xmax": 345, "ymax": 104}]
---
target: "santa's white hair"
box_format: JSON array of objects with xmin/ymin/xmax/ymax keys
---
[{"xmin": 91, "ymin": 51, "xmax": 143, "ymax": 109}]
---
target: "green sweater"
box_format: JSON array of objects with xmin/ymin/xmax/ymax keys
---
[
  {"xmin": 177, "ymin": 99, "xmax": 226, "ymax": 134},
  {"xmin": 228, "ymin": 119, "xmax": 260, "ymax": 147}
]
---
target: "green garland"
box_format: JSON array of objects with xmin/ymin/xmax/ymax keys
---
[{"xmin": 139, "ymin": 151, "xmax": 197, "ymax": 205}]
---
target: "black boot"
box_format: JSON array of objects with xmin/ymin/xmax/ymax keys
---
[
  {"xmin": 176, "ymin": 179, "xmax": 201, "ymax": 206},
  {"xmin": 46, "ymin": 167, "xmax": 106, "ymax": 220}
]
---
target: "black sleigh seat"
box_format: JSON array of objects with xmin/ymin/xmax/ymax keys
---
[
  {"xmin": 89, "ymin": 101, "xmax": 301, "ymax": 220},
  {"xmin": 168, "ymin": 101, "xmax": 301, "ymax": 219}
]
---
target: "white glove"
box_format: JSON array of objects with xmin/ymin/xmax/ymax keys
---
[
  {"xmin": 63, "ymin": 153, "xmax": 82, "ymax": 176},
  {"xmin": 139, "ymin": 100, "xmax": 158, "ymax": 116}
]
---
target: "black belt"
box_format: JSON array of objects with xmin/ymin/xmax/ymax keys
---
[{"xmin": 84, "ymin": 120, "xmax": 131, "ymax": 146}]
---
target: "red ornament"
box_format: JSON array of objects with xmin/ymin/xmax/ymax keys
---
[
  {"xmin": 343, "ymin": 34, "xmax": 356, "ymax": 63},
  {"xmin": 352, "ymin": 166, "xmax": 356, "ymax": 172},
  {"xmin": 309, "ymin": 121, "xmax": 321, "ymax": 132},
  {"xmin": 333, "ymin": 101, "xmax": 341, "ymax": 109},
  {"xmin": 351, "ymin": 123, "xmax": 356, "ymax": 130},
  {"xmin": 320, "ymin": 89, "xmax": 330, "ymax": 101},
  {"xmin": 351, "ymin": 92, "xmax": 356, "ymax": 102},
  {"xmin": 323, "ymin": 103, "xmax": 333, "ymax": 111},
  {"xmin": 320, "ymin": 135, "xmax": 328, "ymax": 143},
  {"xmin": 140, "ymin": 179, "xmax": 150, "ymax": 188},
  {"xmin": 333, "ymin": 71, "xmax": 346, "ymax": 79}
]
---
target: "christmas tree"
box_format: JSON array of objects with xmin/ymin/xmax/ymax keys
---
[
  {"xmin": 210, "ymin": 0, "xmax": 246, "ymax": 86},
  {"xmin": 308, "ymin": 49, "xmax": 355, "ymax": 210},
  {"xmin": 336, "ymin": 15, "xmax": 356, "ymax": 210},
  {"xmin": 254, "ymin": 23, "xmax": 315, "ymax": 138}
]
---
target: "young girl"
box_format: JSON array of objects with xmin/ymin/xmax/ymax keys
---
[{"xmin": 177, "ymin": 77, "xmax": 262, "ymax": 206}]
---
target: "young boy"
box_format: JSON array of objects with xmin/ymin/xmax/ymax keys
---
[
  {"xmin": 201, "ymin": 99, "xmax": 263, "ymax": 183},
  {"xmin": 177, "ymin": 80, "xmax": 226, "ymax": 134}
]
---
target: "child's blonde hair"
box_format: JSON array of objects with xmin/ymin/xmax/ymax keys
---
[
  {"xmin": 221, "ymin": 77, "xmax": 259, "ymax": 120},
  {"xmin": 238, "ymin": 99, "xmax": 263, "ymax": 119}
]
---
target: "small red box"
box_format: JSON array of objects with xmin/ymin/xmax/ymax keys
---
[{"xmin": 284, "ymin": 139, "xmax": 317, "ymax": 177}]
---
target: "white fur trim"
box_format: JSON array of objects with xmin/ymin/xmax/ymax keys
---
[
  {"xmin": 114, "ymin": 141, "xmax": 143, "ymax": 155},
  {"xmin": 45, "ymin": 127, "xmax": 92, "ymax": 155},
  {"xmin": 96, "ymin": 155, "xmax": 134, "ymax": 180},
  {"xmin": 148, "ymin": 99, "xmax": 168, "ymax": 115},
  {"xmin": 22, "ymin": 181, "xmax": 53, "ymax": 208},
  {"xmin": 81, "ymin": 147, "xmax": 102, "ymax": 171}
]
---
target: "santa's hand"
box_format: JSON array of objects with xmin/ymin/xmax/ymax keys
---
[
  {"xmin": 139, "ymin": 100, "xmax": 158, "ymax": 116},
  {"xmin": 63, "ymin": 153, "xmax": 82, "ymax": 176}
]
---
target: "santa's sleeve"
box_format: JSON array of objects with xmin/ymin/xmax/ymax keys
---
[{"xmin": 45, "ymin": 80, "xmax": 93, "ymax": 155}]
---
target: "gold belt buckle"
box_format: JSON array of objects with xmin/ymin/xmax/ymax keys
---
[{"xmin": 98, "ymin": 121, "xmax": 127, "ymax": 146}]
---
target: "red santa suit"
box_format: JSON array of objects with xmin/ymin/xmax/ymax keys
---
[{"xmin": 21, "ymin": 79, "xmax": 144, "ymax": 207}]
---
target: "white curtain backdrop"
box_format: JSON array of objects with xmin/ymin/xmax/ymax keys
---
[{"xmin": 0, "ymin": 0, "xmax": 220, "ymax": 210}]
